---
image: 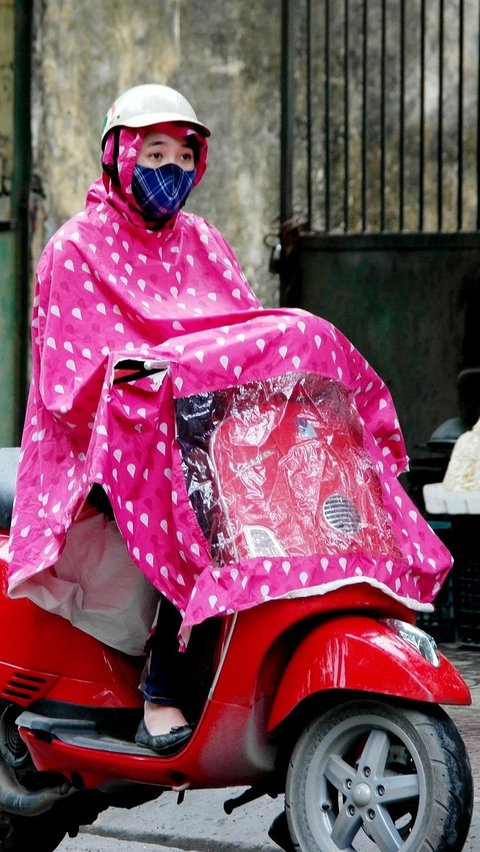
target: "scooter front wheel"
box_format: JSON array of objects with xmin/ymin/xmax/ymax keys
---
[{"xmin": 285, "ymin": 698, "xmax": 473, "ymax": 852}]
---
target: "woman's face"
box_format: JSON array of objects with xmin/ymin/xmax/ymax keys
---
[{"xmin": 136, "ymin": 131, "xmax": 196, "ymax": 171}]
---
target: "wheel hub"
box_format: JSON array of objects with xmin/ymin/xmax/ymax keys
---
[
  {"xmin": 352, "ymin": 781, "xmax": 372, "ymax": 807},
  {"xmin": 286, "ymin": 702, "xmax": 473, "ymax": 851}
]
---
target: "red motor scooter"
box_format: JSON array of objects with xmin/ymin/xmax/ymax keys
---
[{"xmin": 0, "ymin": 373, "xmax": 473, "ymax": 852}]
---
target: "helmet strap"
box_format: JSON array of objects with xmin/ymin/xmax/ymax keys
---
[{"xmin": 102, "ymin": 127, "xmax": 121, "ymax": 186}]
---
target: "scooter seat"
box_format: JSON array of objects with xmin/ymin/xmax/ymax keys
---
[{"xmin": 0, "ymin": 447, "xmax": 20, "ymax": 529}]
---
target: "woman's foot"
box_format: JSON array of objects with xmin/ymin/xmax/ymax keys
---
[
  {"xmin": 135, "ymin": 702, "xmax": 193, "ymax": 755},
  {"xmin": 143, "ymin": 702, "xmax": 188, "ymax": 735}
]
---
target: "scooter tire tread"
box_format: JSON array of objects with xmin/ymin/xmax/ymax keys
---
[{"xmin": 284, "ymin": 698, "xmax": 473, "ymax": 852}]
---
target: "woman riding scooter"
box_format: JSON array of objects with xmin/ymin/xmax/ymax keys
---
[
  {"xmin": 7, "ymin": 83, "xmax": 262, "ymax": 754},
  {"xmin": 8, "ymin": 78, "xmax": 455, "ymax": 746},
  {"xmin": 4, "ymin": 85, "xmax": 468, "ymax": 848}
]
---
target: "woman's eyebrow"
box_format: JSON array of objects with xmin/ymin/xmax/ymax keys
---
[
  {"xmin": 144, "ymin": 137, "xmax": 193, "ymax": 149},
  {"xmin": 145, "ymin": 138, "xmax": 167, "ymax": 148}
]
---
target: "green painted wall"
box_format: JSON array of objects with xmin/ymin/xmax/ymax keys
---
[
  {"xmin": 0, "ymin": 0, "xmax": 16, "ymax": 446},
  {"xmin": 0, "ymin": 229, "xmax": 17, "ymax": 446},
  {"xmin": 297, "ymin": 234, "xmax": 480, "ymax": 455},
  {"xmin": 0, "ymin": 0, "xmax": 13, "ymax": 224}
]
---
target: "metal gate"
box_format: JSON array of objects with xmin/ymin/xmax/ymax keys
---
[{"xmin": 280, "ymin": 0, "xmax": 480, "ymax": 454}]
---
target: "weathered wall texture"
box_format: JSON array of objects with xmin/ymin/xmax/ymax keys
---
[
  {"xmin": 31, "ymin": 0, "xmax": 281, "ymax": 305},
  {"xmin": 0, "ymin": 0, "xmax": 13, "ymax": 222}
]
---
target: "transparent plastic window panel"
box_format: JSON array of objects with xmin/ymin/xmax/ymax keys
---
[{"xmin": 175, "ymin": 373, "xmax": 400, "ymax": 565}]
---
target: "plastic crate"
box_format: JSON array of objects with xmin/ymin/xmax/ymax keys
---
[
  {"xmin": 450, "ymin": 517, "xmax": 480, "ymax": 648},
  {"xmin": 453, "ymin": 554, "xmax": 480, "ymax": 647}
]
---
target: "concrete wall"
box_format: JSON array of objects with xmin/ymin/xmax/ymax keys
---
[
  {"xmin": 0, "ymin": 0, "xmax": 16, "ymax": 445},
  {"xmin": 0, "ymin": 0, "xmax": 13, "ymax": 222},
  {"xmin": 31, "ymin": 0, "xmax": 282, "ymax": 306}
]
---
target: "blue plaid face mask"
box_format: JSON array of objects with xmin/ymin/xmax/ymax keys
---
[{"xmin": 132, "ymin": 163, "xmax": 196, "ymax": 219}]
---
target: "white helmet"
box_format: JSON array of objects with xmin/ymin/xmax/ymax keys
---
[{"xmin": 101, "ymin": 83, "xmax": 210, "ymax": 144}]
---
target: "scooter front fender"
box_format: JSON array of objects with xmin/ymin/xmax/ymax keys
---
[{"xmin": 267, "ymin": 614, "xmax": 471, "ymax": 732}]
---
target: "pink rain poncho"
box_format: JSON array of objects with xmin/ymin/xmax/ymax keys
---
[{"xmin": 7, "ymin": 127, "xmax": 451, "ymax": 647}]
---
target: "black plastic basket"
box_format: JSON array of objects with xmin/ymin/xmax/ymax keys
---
[
  {"xmin": 453, "ymin": 555, "xmax": 480, "ymax": 647},
  {"xmin": 416, "ymin": 572, "xmax": 456, "ymax": 643},
  {"xmin": 450, "ymin": 517, "xmax": 480, "ymax": 648}
]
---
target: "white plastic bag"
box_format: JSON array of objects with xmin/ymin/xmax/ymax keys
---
[{"xmin": 16, "ymin": 504, "xmax": 159, "ymax": 655}]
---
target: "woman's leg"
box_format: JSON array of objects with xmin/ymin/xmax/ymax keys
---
[
  {"xmin": 143, "ymin": 595, "xmax": 188, "ymax": 732},
  {"xmin": 142, "ymin": 594, "xmax": 184, "ymax": 709},
  {"xmin": 136, "ymin": 596, "xmax": 192, "ymax": 751}
]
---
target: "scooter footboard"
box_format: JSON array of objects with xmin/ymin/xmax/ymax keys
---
[{"xmin": 267, "ymin": 614, "xmax": 471, "ymax": 732}]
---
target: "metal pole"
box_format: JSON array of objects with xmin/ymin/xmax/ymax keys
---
[
  {"xmin": 324, "ymin": 0, "xmax": 331, "ymax": 232},
  {"xmin": 477, "ymin": 0, "xmax": 480, "ymax": 229},
  {"xmin": 306, "ymin": 0, "xmax": 313, "ymax": 230},
  {"xmin": 399, "ymin": 0, "xmax": 405, "ymax": 231},
  {"xmin": 380, "ymin": 0, "xmax": 387, "ymax": 231},
  {"xmin": 343, "ymin": 0, "xmax": 350, "ymax": 232},
  {"xmin": 361, "ymin": 0, "xmax": 368, "ymax": 232},
  {"xmin": 457, "ymin": 0, "xmax": 464, "ymax": 231},
  {"xmin": 437, "ymin": 0, "xmax": 444, "ymax": 232},
  {"xmin": 419, "ymin": 0, "xmax": 426, "ymax": 231},
  {"xmin": 280, "ymin": 0, "xmax": 295, "ymax": 226}
]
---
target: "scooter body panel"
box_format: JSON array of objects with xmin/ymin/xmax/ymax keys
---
[
  {"xmin": 0, "ymin": 540, "xmax": 143, "ymax": 709},
  {"xmin": 205, "ymin": 588, "xmax": 416, "ymax": 706},
  {"xmin": 18, "ymin": 694, "xmax": 278, "ymax": 789},
  {"xmin": 0, "ymin": 529, "xmax": 471, "ymax": 796},
  {"xmin": 268, "ymin": 614, "xmax": 471, "ymax": 731}
]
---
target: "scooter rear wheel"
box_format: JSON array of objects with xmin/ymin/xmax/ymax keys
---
[
  {"xmin": 0, "ymin": 809, "xmax": 67, "ymax": 852},
  {"xmin": 285, "ymin": 698, "xmax": 473, "ymax": 852},
  {"xmin": 0, "ymin": 703, "xmax": 69, "ymax": 851}
]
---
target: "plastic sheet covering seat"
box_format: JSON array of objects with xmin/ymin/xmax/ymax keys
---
[{"xmin": 0, "ymin": 448, "xmax": 21, "ymax": 529}]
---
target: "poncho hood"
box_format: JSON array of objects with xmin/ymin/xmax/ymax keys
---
[{"xmin": 100, "ymin": 124, "xmax": 207, "ymax": 231}]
